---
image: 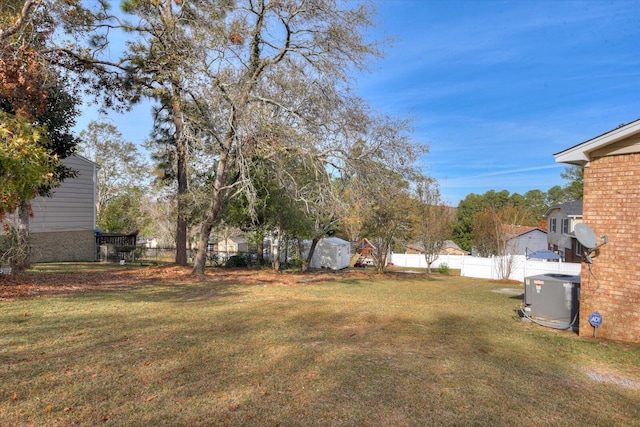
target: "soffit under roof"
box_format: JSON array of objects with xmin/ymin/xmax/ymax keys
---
[{"xmin": 554, "ymin": 118, "xmax": 640, "ymax": 166}]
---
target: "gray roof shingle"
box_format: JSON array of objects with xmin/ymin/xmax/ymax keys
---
[{"xmin": 544, "ymin": 200, "xmax": 583, "ymax": 217}]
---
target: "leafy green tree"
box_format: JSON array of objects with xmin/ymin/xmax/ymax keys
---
[
  {"xmin": 0, "ymin": 67, "xmax": 80, "ymax": 270},
  {"xmin": 0, "ymin": 113, "xmax": 58, "ymax": 270},
  {"xmin": 452, "ymin": 190, "xmax": 536, "ymax": 252},
  {"xmin": 545, "ymin": 185, "xmax": 566, "ymax": 206},
  {"xmin": 98, "ymin": 191, "xmax": 148, "ymax": 234},
  {"xmin": 560, "ymin": 165, "xmax": 583, "ymax": 201},
  {"xmin": 0, "ymin": 77, "xmax": 80, "ymax": 270},
  {"xmin": 452, "ymin": 193, "xmax": 483, "ymax": 252},
  {"xmin": 0, "ymin": 113, "xmax": 57, "ymax": 220},
  {"xmin": 222, "ymin": 156, "xmax": 312, "ymax": 270},
  {"xmin": 523, "ymin": 189, "xmax": 548, "ymax": 224}
]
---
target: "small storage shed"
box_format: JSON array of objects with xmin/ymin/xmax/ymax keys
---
[{"xmin": 309, "ymin": 237, "xmax": 351, "ymax": 270}]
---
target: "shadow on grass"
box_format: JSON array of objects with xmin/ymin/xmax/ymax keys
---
[{"xmin": 2, "ymin": 275, "xmax": 639, "ymax": 426}]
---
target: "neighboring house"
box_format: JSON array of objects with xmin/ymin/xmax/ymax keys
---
[
  {"xmin": 440, "ymin": 240, "xmax": 469, "ymax": 255},
  {"xmin": 1, "ymin": 154, "xmax": 99, "ymax": 263},
  {"xmin": 405, "ymin": 240, "xmax": 468, "ymax": 255},
  {"xmin": 217, "ymin": 236, "xmax": 249, "ymax": 255},
  {"xmin": 138, "ymin": 237, "xmax": 159, "ymax": 248},
  {"xmin": 543, "ymin": 201, "xmax": 583, "ymax": 263},
  {"xmin": 554, "ymin": 118, "xmax": 640, "ymax": 343},
  {"xmin": 405, "ymin": 242, "xmax": 425, "ymax": 255},
  {"xmin": 504, "ymin": 225, "xmax": 548, "ymax": 256}
]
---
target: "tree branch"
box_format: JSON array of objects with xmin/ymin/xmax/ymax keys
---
[{"xmin": 0, "ymin": 0, "xmax": 42, "ymax": 42}]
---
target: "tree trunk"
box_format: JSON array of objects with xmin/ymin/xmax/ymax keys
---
[
  {"xmin": 257, "ymin": 236, "xmax": 264, "ymax": 265},
  {"xmin": 16, "ymin": 201, "xmax": 31, "ymax": 270},
  {"xmin": 296, "ymin": 239, "xmax": 305, "ymax": 269},
  {"xmin": 375, "ymin": 240, "xmax": 389, "ymax": 273},
  {"xmin": 192, "ymin": 135, "xmax": 232, "ymax": 274},
  {"xmin": 173, "ymin": 97, "xmax": 189, "ymax": 266},
  {"xmin": 193, "ymin": 215, "xmax": 214, "ymax": 273},
  {"xmin": 303, "ymin": 236, "xmax": 320, "ymax": 272},
  {"xmin": 272, "ymin": 221, "xmax": 283, "ymax": 271},
  {"xmin": 268, "ymin": 230, "xmax": 276, "ymax": 269}
]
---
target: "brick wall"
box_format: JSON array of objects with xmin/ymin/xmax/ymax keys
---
[
  {"xmin": 30, "ymin": 230, "xmax": 96, "ymax": 263},
  {"xmin": 581, "ymin": 153, "xmax": 640, "ymax": 342}
]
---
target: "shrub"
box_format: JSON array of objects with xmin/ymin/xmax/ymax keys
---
[
  {"xmin": 437, "ymin": 263, "xmax": 450, "ymax": 275},
  {"xmin": 225, "ymin": 255, "xmax": 248, "ymax": 268}
]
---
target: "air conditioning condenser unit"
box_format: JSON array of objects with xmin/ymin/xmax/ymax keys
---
[{"xmin": 522, "ymin": 273, "xmax": 580, "ymax": 331}]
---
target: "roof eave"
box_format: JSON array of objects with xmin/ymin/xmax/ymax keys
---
[{"xmin": 554, "ymin": 118, "xmax": 640, "ymax": 165}]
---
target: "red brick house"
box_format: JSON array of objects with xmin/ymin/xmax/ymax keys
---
[{"xmin": 554, "ymin": 119, "xmax": 640, "ymax": 343}]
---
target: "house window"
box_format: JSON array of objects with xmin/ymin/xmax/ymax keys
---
[
  {"xmin": 562, "ymin": 218, "xmax": 569, "ymax": 234},
  {"xmin": 576, "ymin": 241, "xmax": 583, "ymax": 257},
  {"xmin": 549, "ymin": 218, "xmax": 556, "ymax": 233}
]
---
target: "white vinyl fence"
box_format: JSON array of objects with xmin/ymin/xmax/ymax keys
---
[{"xmin": 390, "ymin": 253, "xmax": 581, "ymax": 282}]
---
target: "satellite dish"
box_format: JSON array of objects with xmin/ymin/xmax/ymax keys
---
[
  {"xmin": 574, "ymin": 223, "xmax": 608, "ymax": 264},
  {"xmin": 574, "ymin": 223, "xmax": 598, "ymax": 249}
]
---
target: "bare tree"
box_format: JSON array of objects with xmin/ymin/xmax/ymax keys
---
[
  {"xmin": 77, "ymin": 120, "xmax": 150, "ymax": 228},
  {"xmin": 473, "ymin": 206, "xmax": 529, "ymax": 280},
  {"xmin": 111, "ymin": 0, "xmax": 422, "ymax": 275},
  {"xmin": 413, "ymin": 178, "xmax": 453, "ymax": 274},
  {"xmin": 139, "ymin": 192, "xmax": 177, "ymax": 247},
  {"xmin": 337, "ymin": 181, "xmax": 368, "ymax": 244},
  {"xmin": 359, "ymin": 168, "xmax": 417, "ymax": 272},
  {"xmin": 190, "ymin": 0, "xmax": 385, "ymax": 274}
]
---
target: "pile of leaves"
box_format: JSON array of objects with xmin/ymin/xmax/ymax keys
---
[{"xmin": 0, "ymin": 265, "xmax": 375, "ymax": 300}]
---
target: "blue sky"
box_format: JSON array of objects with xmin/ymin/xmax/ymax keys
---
[
  {"xmin": 75, "ymin": 0, "xmax": 640, "ymax": 206},
  {"xmin": 355, "ymin": 0, "xmax": 640, "ymax": 205}
]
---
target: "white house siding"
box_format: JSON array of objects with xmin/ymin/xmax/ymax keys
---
[
  {"xmin": 546, "ymin": 210, "xmax": 573, "ymax": 253},
  {"xmin": 507, "ymin": 230, "xmax": 548, "ymax": 255},
  {"xmin": 1, "ymin": 155, "xmax": 98, "ymax": 262}
]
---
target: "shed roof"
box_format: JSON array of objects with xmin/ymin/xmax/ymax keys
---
[{"xmin": 322, "ymin": 237, "xmax": 350, "ymax": 246}]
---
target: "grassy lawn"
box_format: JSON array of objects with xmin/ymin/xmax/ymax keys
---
[{"xmin": 1, "ymin": 266, "xmax": 639, "ymax": 426}]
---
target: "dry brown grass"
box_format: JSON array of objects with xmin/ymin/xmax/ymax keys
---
[{"xmin": 1, "ymin": 265, "xmax": 639, "ymax": 426}]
